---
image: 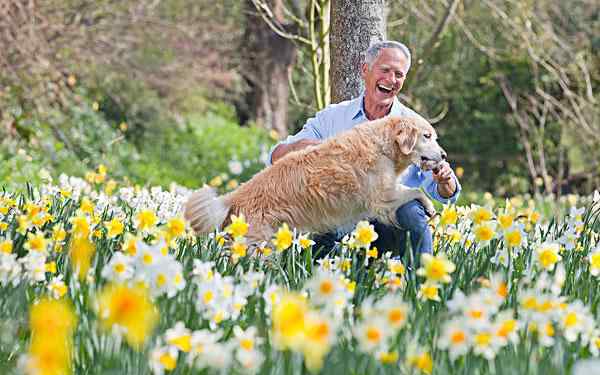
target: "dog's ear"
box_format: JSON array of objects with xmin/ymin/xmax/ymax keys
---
[{"xmin": 396, "ymin": 125, "xmax": 418, "ymax": 155}]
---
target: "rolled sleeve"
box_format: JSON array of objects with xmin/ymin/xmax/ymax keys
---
[
  {"xmin": 424, "ymin": 173, "xmax": 462, "ymax": 204},
  {"xmin": 266, "ymin": 115, "xmax": 325, "ymax": 166}
]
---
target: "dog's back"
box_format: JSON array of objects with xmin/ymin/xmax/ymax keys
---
[{"xmin": 223, "ymin": 120, "xmax": 389, "ymax": 236}]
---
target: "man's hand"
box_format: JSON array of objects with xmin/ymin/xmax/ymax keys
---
[
  {"xmin": 271, "ymin": 139, "xmax": 321, "ymax": 164},
  {"xmin": 432, "ymin": 161, "xmax": 457, "ymax": 198}
]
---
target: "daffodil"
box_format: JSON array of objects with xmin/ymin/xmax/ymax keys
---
[
  {"xmin": 0, "ymin": 239, "xmax": 13, "ymax": 254},
  {"xmin": 70, "ymin": 215, "xmax": 91, "ymax": 238},
  {"xmin": 470, "ymin": 206, "xmax": 493, "ymax": 225},
  {"xmin": 70, "ymin": 235, "xmax": 95, "ymax": 280},
  {"xmin": 136, "ymin": 209, "xmax": 158, "ymax": 232},
  {"xmin": 438, "ymin": 318, "xmax": 470, "ymax": 360},
  {"xmin": 105, "ymin": 218, "xmax": 125, "ymax": 238},
  {"xmin": 536, "ymin": 242, "xmax": 561, "ymax": 271},
  {"xmin": 24, "ymin": 232, "xmax": 48, "ymax": 253},
  {"xmin": 166, "ymin": 322, "xmax": 193, "ymax": 352},
  {"xmin": 97, "ymin": 283, "xmax": 159, "ymax": 348},
  {"xmin": 407, "ymin": 349, "xmax": 433, "ymax": 374},
  {"xmin": 79, "ymin": 197, "xmax": 95, "ymax": 215},
  {"xmin": 166, "ymin": 217, "xmax": 186, "ymax": 239},
  {"xmin": 231, "ymin": 240, "xmax": 248, "ymax": 261},
  {"xmin": 272, "ymin": 293, "xmax": 307, "ymax": 350},
  {"xmin": 27, "ymin": 298, "xmax": 77, "ymax": 375},
  {"xmin": 589, "ymin": 247, "xmax": 600, "ymax": 276},
  {"xmin": 226, "ymin": 214, "xmax": 249, "ymax": 239},
  {"xmin": 417, "ymin": 281, "xmax": 441, "ymax": 302},
  {"xmin": 353, "ymin": 221, "xmax": 378, "ymax": 248},
  {"xmin": 48, "ymin": 275, "xmax": 68, "ymax": 299},
  {"xmin": 440, "ymin": 205, "xmax": 458, "ymax": 226},
  {"xmin": 52, "ymin": 224, "xmax": 67, "ymax": 242},
  {"xmin": 473, "ymin": 222, "xmax": 496, "ymax": 245},
  {"xmin": 272, "ymin": 223, "xmax": 293, "ymax": 252},
  {"xmin": 417, "ymin": 253, "xmax": 456, "ymax": 283},
  {"xmin": 504, "ymin": 224, "xmax": 525, "ymax": 248}
]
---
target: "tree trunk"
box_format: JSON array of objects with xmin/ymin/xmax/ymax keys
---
[
  {"xmin": 330, "ymin": 0, "xmax": 387, "ymax": 103},
  {"xmin": 242, "ymin": 0, "xmax": 297, "ymax": 137}
]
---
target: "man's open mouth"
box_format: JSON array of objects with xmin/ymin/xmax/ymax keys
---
[{"xmin": 377, "ymin": 83, "xmax": 393, "ymax": 94}]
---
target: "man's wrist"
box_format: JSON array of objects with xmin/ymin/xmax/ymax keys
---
[{"xmin": 437, "ymin": 181, "xmax": 457, "ymax": 199}]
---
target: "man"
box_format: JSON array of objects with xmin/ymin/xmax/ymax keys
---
[{"xmin": 267, "ymin": 40, "xmax": 461, "ymax": 258}]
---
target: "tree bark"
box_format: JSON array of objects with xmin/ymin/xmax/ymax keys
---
[
  {"xmin": 330, "ymin": 0, "xmax": 387, "ymax": 103},
  {"xmin": 242, "ymin": 0, "xmax": 297, "ymax": 137}
]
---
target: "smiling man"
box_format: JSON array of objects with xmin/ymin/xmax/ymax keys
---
[{"xmin": 268, "ymin": 40, "xmax": 461, "ymax": 258}]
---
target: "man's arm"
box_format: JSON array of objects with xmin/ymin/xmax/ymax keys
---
[
  {"xmin": 421, "ymin": 161, "xmax": 461, "ymax": 204},
  {"xmin": 271, "ymin": 139, "xmax": 322, "ymax": 164},
  {"xmin": 267, "ymin": 114, "xmax": 327, "ymax": 166}
]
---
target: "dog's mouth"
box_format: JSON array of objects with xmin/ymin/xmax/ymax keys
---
[{"xmin": 420, "ymin": 156, "xmax": 442, "ymax": 171}]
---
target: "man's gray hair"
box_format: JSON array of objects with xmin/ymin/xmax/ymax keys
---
[{"xmin": 364, "ymin": 41, "xmax": 412, "ymax": 71}]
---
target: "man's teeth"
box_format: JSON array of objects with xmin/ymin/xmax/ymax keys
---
[{"xmin": 377, "ymin": 84, "xmax": 392, "ymax": 92}]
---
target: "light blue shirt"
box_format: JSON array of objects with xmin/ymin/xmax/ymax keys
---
[{"xmin": 267, "ymin": 93, "xmax": 461, "ymax": 204}]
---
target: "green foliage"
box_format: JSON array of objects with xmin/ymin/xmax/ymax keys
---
[
  {"xmin": 0, "ymin": 77, "xmax": 273, "ymax": 191},
  {"xmin": 131, "ymin": 107, "xmax": 274, "ymax": 188}
]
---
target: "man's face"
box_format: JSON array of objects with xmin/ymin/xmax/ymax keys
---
[{"xmin": 361, "ymin": 48, "xmax": 409, "ymax": 107}]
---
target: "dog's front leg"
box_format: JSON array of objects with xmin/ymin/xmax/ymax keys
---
[{"xmin": 372, "ymin": 185, "xmax": 435, "ymax": 226}]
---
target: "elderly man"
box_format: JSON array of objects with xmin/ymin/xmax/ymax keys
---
[{"xmin": 268, "ymin": 40, "xmax": 461, "ymax": 258}]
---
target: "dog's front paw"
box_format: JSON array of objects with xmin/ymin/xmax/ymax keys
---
[{"xmin": 417, "ymin": 194, "xmax": 436, "ymax": 218}]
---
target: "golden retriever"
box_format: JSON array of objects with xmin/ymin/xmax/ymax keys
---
[{"xmin": 184, "ymin": 115, "xmax": 446, "ymax": 243}]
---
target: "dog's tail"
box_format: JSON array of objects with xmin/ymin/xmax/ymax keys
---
[{"xmin": 184, "ymin": 186, "xmax": 230, "ymax": 234}]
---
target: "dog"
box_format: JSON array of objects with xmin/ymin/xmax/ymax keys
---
[{"xmin": 184, "ymin": 115, "xmax": 447, "ymax": 243}]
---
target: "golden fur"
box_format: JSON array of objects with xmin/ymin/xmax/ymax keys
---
[{"xmin": 184, "ymin": 116, "xmax": 446, "ymax": 243}]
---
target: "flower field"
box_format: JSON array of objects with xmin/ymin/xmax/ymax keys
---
[{"xmin": 1, "ymin": 169, "xmax": 600, "ymax": 375}]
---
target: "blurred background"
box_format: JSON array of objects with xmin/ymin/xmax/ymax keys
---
[{"xmin": 1, "ymin": 0, "xmax": 598, "ymax": 200}]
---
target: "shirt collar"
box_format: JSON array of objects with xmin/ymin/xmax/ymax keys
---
[{"xmin": 351, "ymin": 91, "xmax": 402, "ymax": 120}]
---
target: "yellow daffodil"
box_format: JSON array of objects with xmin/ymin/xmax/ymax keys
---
[
  {"xmin": 70, "ymin": 215, "xmax": 91, "ymax": 238},
  {"xmin": 471, "ymin": 206, "xmax": 493, "ymax": 225},
  {"xmin": 24, "ymin": 232, "xmax": 48, "ymax": 253},
  {"xmin": 70, "ymin": 236, "xmax": 95, "ymax": 280},
  {"xmin": 272, "ymin": 293, "xmax": 307, "ymax": 350},
  {"xmin": 97, "ymin": 284, "xmax": 158, "ymax": 349},
  {"xmin": 0, "ymin": 239, "xmax": 13, "ymax": 254},
  {"xmin": 353, "ymin": 221, "xmax": 378, "ymax": 248},
  {"xmin": 226, "ymin": 214, "xmax": 249, "ymax": 239},
  {"xmin": 136, "ymin": 209, "xmax": 157, "ymax": 232},
  {"xmin": 589, "ymin": 249, "xmax": 600, "ymax": 276},
  {"xmin": 166, "ymin": 217, "xmax": 186, "ymax": 239},
  {"xmin": 408, "ymin": 350, "xmax": 433, "ymax": 374},
  {"xmin": 272, "ymin": 223, "xmax": 293, "ymax": 252},
  {"xmin": 105, "ymin": 218, "xmax": 125, "ymax": 238},
  {"xmin": 440, "ymin": 205, "xmax": 458, "ymax": 226},
  {"xmin": 536, "ymin": 242, "xmax": 561, "ymax": 271},
  {"xmin": 473, "ymin": 222, "xmax": 496, "ymax": 244},
  {"xmin": 417, "ymin": 253, "xmax": 456, "ymax": 283}
]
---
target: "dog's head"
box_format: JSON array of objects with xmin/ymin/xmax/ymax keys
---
[{"xmin": 389, "ymin": 116, "xmax": 447, "ymax": 171}]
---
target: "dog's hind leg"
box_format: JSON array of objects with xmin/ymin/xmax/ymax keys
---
[{"xmin": 245, "ymin": 221, "xmax": 276, "ymax": 248}]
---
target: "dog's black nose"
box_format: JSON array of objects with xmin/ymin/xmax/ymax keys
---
[{"xmin": 441, "ymin": 151, "xmax": 447, "ymax": 160}]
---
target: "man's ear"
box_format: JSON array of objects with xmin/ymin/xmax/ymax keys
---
[
  {"xmin": 396, "ymin": 125, "xmax": 418, "ymax": 155},
  {"xmin": 360, "ymin": 63, "xmax": 369, "ymax": 80}
]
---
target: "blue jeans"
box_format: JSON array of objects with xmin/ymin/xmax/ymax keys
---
[{"xmin": 312, "ymin": 200, "xmax": 432, "ymax": 259}]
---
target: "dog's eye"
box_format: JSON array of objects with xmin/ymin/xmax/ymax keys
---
[{"xmin": 424, "ymin": 133, "xmax": 432, "ymax": 139}]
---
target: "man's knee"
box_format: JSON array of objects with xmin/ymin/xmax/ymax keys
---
[{"xmin": 395, "ymin": 200, "xmax": 429, "ymax": 230}]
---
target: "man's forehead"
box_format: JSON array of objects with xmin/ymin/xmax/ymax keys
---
[{"xmin": 375, "ymin": 49, "xmax": 409, "ymax": 66}]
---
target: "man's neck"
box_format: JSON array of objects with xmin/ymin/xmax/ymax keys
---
[{"xmin": 363, "ymin": 97, "xmax": 393, "ymax": 120}]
